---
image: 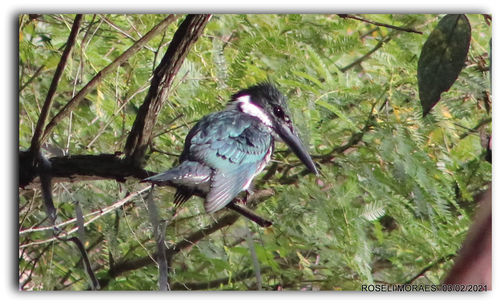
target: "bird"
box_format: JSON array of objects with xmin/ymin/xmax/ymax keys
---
[{"xmin": 142, "ymin": 82, "xmax": 318, "ymax": 213}]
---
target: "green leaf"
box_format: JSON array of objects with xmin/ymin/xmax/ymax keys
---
[
  {"xmin": 362, "ymin": 201, "xmax": 386, "ymax": 221},
  {"xmin": 417, "ymin": 14, "xmax": 471, "ymax": 116},
  {"xmin": 316, "ymin": 99, "xmax": 357, "ymax": 130}
]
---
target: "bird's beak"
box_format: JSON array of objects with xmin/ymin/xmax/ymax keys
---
[{"xmin": 276, "ymin": 123, "xmax": 319, "ymax": 175}]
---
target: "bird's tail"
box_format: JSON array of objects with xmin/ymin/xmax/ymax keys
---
[
  {"xmin": 141, "ymin": 169, "xmax": 179, "ymax": 185},
  {"xmin": 142, "ymin": 161, "xmax": 211, "ymax": 186}
]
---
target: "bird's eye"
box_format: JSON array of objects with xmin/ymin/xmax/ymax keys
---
[{"xmin": 273, "ymin": 106, "xmax": 285, "ymax": 119}]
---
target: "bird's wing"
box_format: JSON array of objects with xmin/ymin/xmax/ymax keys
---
[{"xmin": 187, "ymin": 111, "xmax": 273, "ymax": 213}]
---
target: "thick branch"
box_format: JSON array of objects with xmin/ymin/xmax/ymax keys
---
[
  {"xmin": 19, "ymin": 149, "xmax": 272, "ymax": 228},
  {"xmin": 30, "ymin": 14, "xmax": 83, "ymax": 155},
  {"xmin": 226, "ymin": 202, "xmax": 272, "ymax": 227},
  {"xmin": 124, "ymin": 14, "xmax": 211, "ymax": 166},
  {"xmin": 19, "ymin": 152, "xmax": 153, "ymax": 188},
  {"xmin": 40, "ymin": 14, "xmax": 179, "ymax": 146}
]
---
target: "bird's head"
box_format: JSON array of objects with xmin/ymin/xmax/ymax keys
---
[{"xmin": 230, "ymin": 83, "xmax": 319, "ymax": 175}]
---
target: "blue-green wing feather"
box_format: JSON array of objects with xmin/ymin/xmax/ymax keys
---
[
  {"xmin": 205, "ymin": 162, "xmax": 258, "ymax": 213},
  {"xmin": 185, "ymin": 110, "xmax": 272, "ymax": 212}
]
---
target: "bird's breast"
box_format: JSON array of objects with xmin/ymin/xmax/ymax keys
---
[{"xmin": 242, "ymin": 144, "xmax": 274, "ymax": 191}]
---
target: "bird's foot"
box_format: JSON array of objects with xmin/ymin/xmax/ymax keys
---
[
  {"xmin": 235, "ymin": 190, "xmax": 254, "ymax": 206},
  {"xmin": 235, "ymin": 197, "xmax": 246, "ymax": 206},
  {"xmin": 244, "ymin": 189, "xmax": 254, "ymax": 205}
]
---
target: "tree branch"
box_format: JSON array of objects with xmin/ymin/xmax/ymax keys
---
[
  {"xmin": 40, "ymin": 14, "xmax": 179, "ymax": 146},
  {"xmin": 30, "ymin": 14, "xmax": 83, "ymax": 156},
  {"xmin": 338, "ymin": 15, "xmax": 428, "ymax": 73},
  {"xmin": 124, "ymin": 14, "xmax": 211, "ymax": 166},
  {"xmin": 403, "ymin": 254, "xmax": 455, "ymax": 285},
  {"xmin": 19, "ymin": 152, "xmax": 153, "ymax": 188},
  {"xmin": 458, "ymin": 117, "xmax": 492, "ymax": 140},
  {"xmin": 19, "ymin": 64, "xmax": 45, "ymax": 93},
  {"xmin": 146, "ymin": 187, "xmax": 170, "ymax": 290},
  {"xmin": 315, "ymin": 99, "xmax": 378, "ymax": 162},
  {"xmin": 338, "ymin": 14, "xmax": 422, "ymax": 34},
  {"xmin": 19, "ymin": 149, "xmax": 273, "ymax": 228},
  {"xmin": 340, "ymin": 35, "xmax": 392, "ymax": 72},
  {"xmin": 226, "ymin": 202, "xmax": 272, "ymax": 227},
  {"xmin": 19, "ymin": 187, "xmax": 152, "ymax": 248}
]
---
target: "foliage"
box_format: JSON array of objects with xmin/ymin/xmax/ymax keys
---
[
  {"xmin": 418, "ymin": 14, "xmax": 472, "ymax": 116},
  {"xmin": 18, "ymin": 14, "xmax": 491, "ymax": 291}
]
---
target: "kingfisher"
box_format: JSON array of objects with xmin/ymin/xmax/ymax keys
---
[{"xmin": 143, "ymin": 83, "xmax": 318, "ymax": 213}]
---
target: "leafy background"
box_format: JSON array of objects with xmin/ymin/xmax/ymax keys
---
[{"xmin": 18, "ymin": 14, "xmax": 491, "ymax": 290}]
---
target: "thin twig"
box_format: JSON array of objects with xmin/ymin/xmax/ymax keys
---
[
  {"xmin": 152, "ymin": 28, "xmax": 167, "ymax": 73},
  {"xmin": 314, "ymin": 94, "xmax": 380, "ymax": 161},
  {"xmin": 146, "ymin": 187, "xmax": 170, "ymax": 291},
  {"xmin": 340, "ymin": 35, "xmax": 392, "ymax": 73},
  {"xmin": 403, "ymin": 254, "xmax": 455, "ymax": 285},
  {"xmin": 149, "ymin": 146, "xmax": 181, "ymax": 158},
  {"xmin": 19, "ymin": 64, "xmax": 45, "ymax": 93},
  {"xmin": 153, "ymin": 118, "xmax": 197, "ymax": 138},
  {"xmin": 101, "ymin": 15, "xmax": 156, "ymax": 53},
  {"xmin": 338, "ymin": 14, "xmax": 423, "ymax": 34},
  {"xmin": 458, "ymin": 117, "xmax": 492, "ymax": 139},
  {"xmin": 19, "ymin": 186, "xmax": 151, "ymax": 247},
  {"xmin": 19, "ymin": 244, "xmax": 52, "ymax": 289},
  {"xmin": 150, "ymin": 114, "xmax": 185, "ymax": 137},
  {"xmin": 29, "ymin": 14, "xmax": 83, "ymax": 155},
  {"xmin": 55, "ymin": 234, "xmax": 105, "ymax": 290},
  {"xmin": 85, "ymin": 81, "xmax": 151, "ymax": 149},
  {"xmin": 227, "ymin": 202, "xmax": 273, "ymax": 227},
  {"xmin": 62, "ymin": 236, "xmax": 100, "ymax": 290},
  {"xmin": 244, "ymin": 220, "xmax": 262, "ymax": 290}
]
